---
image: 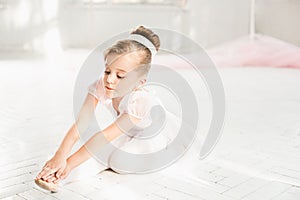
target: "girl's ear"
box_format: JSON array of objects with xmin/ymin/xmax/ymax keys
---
[
  {"xmin": 140, "ymin": 79, "xmax": 146, "ymax": 85},
  {"xmin": 136, "ymin": 79, "xmax": 146, "ymax": 90}
]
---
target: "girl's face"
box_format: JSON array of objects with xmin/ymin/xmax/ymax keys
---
[{"xmin": 103, "ymin": 52, "xmax": 145, "ymax": 98}]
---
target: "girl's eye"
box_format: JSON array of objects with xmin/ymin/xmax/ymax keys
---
[
  {"xmin": 105, "ymin": 70, "xmax": 125, "ymax": 79},
  {"xmin": 117, "ymin": 75, "xmax": 125, "ymax": 79}
]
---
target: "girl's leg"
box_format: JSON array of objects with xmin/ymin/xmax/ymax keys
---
[
  {"xmin": 58, "ymin": 130, "xmax": 112, "ymax": 186},
  {"xmin": 59, "ymin": 157, "xmax": 109, "ymax": 186},
  {"xmin": 107, "ymin": 135, "xmax": 171, "ymax": 175}
]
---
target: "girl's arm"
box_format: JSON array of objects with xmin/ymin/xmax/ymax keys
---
[
  {"xmin": 54, "ymin": 93, "xmax": 99, "ymax": 159},
  {"xmin": 56, "ymin": 113, "xmax": 141, "ymax": 181},
  {"xmin": 36, "ymin": 94, "xmax": 99, "ymax": 180}
]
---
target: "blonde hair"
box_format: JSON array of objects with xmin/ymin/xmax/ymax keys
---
[{"xmin": 104, "ymin": 26, "xmax": 160, "ymax": 76}]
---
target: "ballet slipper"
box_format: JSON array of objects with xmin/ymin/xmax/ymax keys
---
[{"xmin": 34, "ymin": 179, "xmax": 59, "ymax": 193}]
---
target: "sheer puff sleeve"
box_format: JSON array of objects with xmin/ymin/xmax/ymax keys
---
[
  {"xmin": 119, "ymin": 90, "xmax": 157, "ymax": 119},
  {"xmin": 87, "ymin": 76, "xmax": 107, "ymax": 103}
]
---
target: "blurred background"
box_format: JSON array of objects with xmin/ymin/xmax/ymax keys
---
[
  {"xmin": 0, "ymin": 0, "xmax": 299, "ymax": 54},
  {"xmin": 1, "ymin": 1, "xmax": 300, "ymax": 199},
  {"xmin": 1, "ymin": 0, "xmax": 300, "ymax": 68}
]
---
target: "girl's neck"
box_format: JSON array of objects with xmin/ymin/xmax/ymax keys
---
[
  {"xmin": 112, "ymin": 96, "xmax": 123, "ymax": 104},
  {"xmin": 111, "ymin": 96, "xmax": 124, "ymax": 116}
]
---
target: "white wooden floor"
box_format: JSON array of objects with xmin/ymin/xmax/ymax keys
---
[{"xmin": 0, "ymin": 51, "xmax": 300, "ymax": 199}]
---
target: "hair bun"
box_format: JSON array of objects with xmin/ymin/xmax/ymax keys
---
[{"xmin": 131, "ymin": 25, "xmax": 160, "ymax": 51}]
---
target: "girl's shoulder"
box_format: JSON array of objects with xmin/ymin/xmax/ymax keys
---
[
  {"xmin": 119, "ymin": 88, "xmax": 161, "ymax": 119},
  {"xmin": 130, "ymin": 87, "xmax": 155, "ymax": 99}
]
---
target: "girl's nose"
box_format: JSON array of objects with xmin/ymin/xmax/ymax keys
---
[{"xmin": 106, "ymin": 73, "xmax": 115, "ymax": 83}]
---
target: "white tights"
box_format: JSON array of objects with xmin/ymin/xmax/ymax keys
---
[{"xmin": 59, "ymin": 157, "xmax": 110, "ymax": 186}]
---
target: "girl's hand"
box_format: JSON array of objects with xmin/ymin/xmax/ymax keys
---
[
  {"xmin": 36, "ymin": 156, "xmax": 67, "ymax": 181},
  {"xmin": 52, "ymin": 164, "xmax": 72, "ymax": 184}
]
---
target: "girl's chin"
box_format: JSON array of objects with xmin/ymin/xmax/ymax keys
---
[
  {"xmin": 105, "ymin": 89, "xmax": 131, "ymax": 98},
  {"xmin": 105, "ymin": 91, "xmax": 119, "ymax": 98},
  {"xmin": 105, "ymin": 92, "xmax": 114, "ymax": 98}
]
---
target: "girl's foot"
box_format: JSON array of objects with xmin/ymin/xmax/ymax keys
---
[{"xmin": 34, "ymin": 179, "xmax": 59, "ymax": 193}]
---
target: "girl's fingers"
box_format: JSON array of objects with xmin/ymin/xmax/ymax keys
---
[
  {"xmin": 53, "ymin": 178, "xmax": 60, "ymax": 184},
  {"xmin": 53, "ymin": 175, "xmax": 63, "ymax": 183},
  {"xmin": 53, "ymin": 172, "xmax": 67, "ymax": 184},
  {"xmin": 53, "ymin": 175, "xmax": 65, "ymax": 184},
  {"xmin": 37, "ymin": 167, "xmax": 56, "ymax": 180},
  {"xmin": 47, "ymin": 176, "xmax": 58, "ymax": 182},
  {"xmin": 44, "ymin": 173, "xmax": 55, "ymax": 181},
  {"xmin": 36, "ymin": 164, "xmax": 50, "ymax": 179},
  {"xmin": 56, "ymin": 168, "xmax": 64, "ymax": 179},
  {"xmin": 41, "ymin": 168, "xmax": 57, "ymax": 180},
  {"xmin": 36, "ymin": 169, "xmax": 48, "ymax": 179}
]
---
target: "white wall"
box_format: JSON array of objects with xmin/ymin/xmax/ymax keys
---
[
  {"xmin": 0, "ymin": 0, "xmax": 59, "ymax": 51},
  {"xmin": 58, "ymin": 2, "xmax": 188, "ymax": 49},
  {"xmin": 0, "ymin": 0, "xmax": 300, "ymax": 52},
  {"xmin": 57, "ymin": 0, "xmax": 251, "ymax": 49},
  {"xmin": 255, "ymin": 0, "xmax": 300, "ymax": 46},
  {"xmin": 186, "ymin": 0, "xmax": 252, "ymax": 48}
]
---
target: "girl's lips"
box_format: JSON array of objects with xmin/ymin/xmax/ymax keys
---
[{"xmin": 105, "ymin": 86, "xmax": 114, "ymax": 90}]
